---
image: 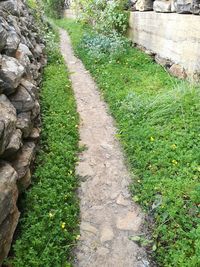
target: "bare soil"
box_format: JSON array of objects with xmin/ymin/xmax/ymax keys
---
[{"xmin": 60, "ymin": 29, "xmax": 149, "ymax": 267}]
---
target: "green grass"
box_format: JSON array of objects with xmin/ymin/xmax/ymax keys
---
[
  {"xmin": 8, "ymin": 30, "xmax": 79, "ymax": 266},
  {"xmin": 56, "ymin": 19, "xmax": 200, "ymax": 267}
]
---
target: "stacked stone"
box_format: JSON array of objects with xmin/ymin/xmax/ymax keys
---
[
  {"xmin": 0, "ymin": 0, "xmax": 45, "ymax": 264},
  {"xmin": 130, "ymin": 0, "xmax": 200, "ymax": 14}
]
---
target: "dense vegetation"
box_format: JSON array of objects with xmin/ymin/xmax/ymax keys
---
[
  {"xmin": 56, "ymin": 19, "xmax": 200, "ymax": 267},
  {"xmin": 8, "ymin": 29, "xmax": 80, "ymax": 266},
  {"xmin": 28, "ymin": 0, "xmax": 65, "ymax": 18}
]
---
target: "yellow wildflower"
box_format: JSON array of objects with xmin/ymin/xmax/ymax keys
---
[
  {"xmin": 61, "ymin": 222, "xmax": 66, "ymax": 229},
  {"xmin": 171, "ymin": 144, "xmax": 177, "ymax": 150},
  {"xmin": 49, "ymin": 212, "xmax": 54, "ymax": 218},
  {"xmin": 172, "ymin": 159, "xmax": 178, "ymax": 165},
  {"xmin": 76, "ymin": 235, "xmax": 81, "ymax": 240}
]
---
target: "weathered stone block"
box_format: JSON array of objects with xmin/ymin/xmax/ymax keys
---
[
  {"xmin": 0, "ymin": 209, "xmax": 20, "ymax": 266},
  {"xmin": 0, "ymin": 162, "xmax": 18, "ymax": 225},
  {"xmin": 0, "ymin": 55, "xmax": 25, "ymax": 95},
  {"xmin": 136, "ymin": 0, "xmax": 153, "ymax": 11},
  {"xmin": 0, "ymin": 162, "xmax": 19, "ymax": 266},
  {"xmin": 10, "ymin": 85, "xmax": 35, "ymax": 113},
  {"xmin": 153, "ymin": 0, "xmax": 172, "ymax": 12},
  {"xmin": 12, "ymin": 142, "xmax": 36, "ymax": 180},
  {"xmin": 0, "ymin": 0, "xmax": 20, "ymax": 16},
  {"xmin": 3, "ymin": 129, "xmax": 22, "ymax": 158},
  {"xmin": 16, "ymin": 112, "xmax": 33, "ymax": 138},
  {"xmin": 175, "ymin": 0, "xmax": 192, "ymax": 13},
  {"xmin": 0, "ymin": 23, "xmax": 7, "ymax": 52},
  {"xmin": 191, "ymin": 0, "xmax": 200, "ymax": 14},
  {"xmin": 4, "ymin": 27, "xmax": 20, "ymax": 56},
  {"xmin": 0, "ymin": 95, "xmax": 17, "ymax": 156}
]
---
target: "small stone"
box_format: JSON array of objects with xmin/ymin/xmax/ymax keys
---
[
  {"xmin": 76, "ymin": 162, "xmax": 94, "ymax": 179},
  {"xmin": 97, "ymin": 247, "xmax": 110, "ymax": 256},
  {"xmin": 155, "ymin": 55, "xmax": 172, "ymax": 68},
  {"xmin": 116, "ymin": 211, "xmax": 142, "ymax": 231},
  {"xmin": 116, "ymin": 194, "xmax": 129, "ymax": 206},
  {"xmin": 110, "ymin": 192, "xmax": 120, "ymax": 200},
  {"xmin": 100, "ymin": 225, "xmax": 114, "ymax": 243},
  {"xmin": 81, "ymin": 222, "xmax": 98, "ymax": 235},
  {"xmin": 169, "ymin": 64, "xmax": 187, "ymax": 79}
]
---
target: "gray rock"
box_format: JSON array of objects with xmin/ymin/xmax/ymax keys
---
[
  {"xmin": 175, "ymin": 0, "xmax": 192, "ymax": 13},
  {"xmin": 191, "ymin": 0, "xmax": 200, "ymax": 13},
  {"xmin": 0, "ymin": 95, "xmax": 17, "ymax": 156},
  {"xmin": 0, "ymin": 0, "xmax": 20, "ymax": 16},
  {"xmin": 18, "ymin": 43, "xmax": 33, "ymax": 58},
  {"xmin": 16, "ymin": 112, "xmax": 33, "ymax": 138},
  {"xmin": 0, "ymin": 162, "xmax": 18, "ymax": 225},
  {"xmin": 10, "ymin": 85, "xmax": 35, "ymax": 113},
  {"xmin": 31, "ymin": 100, "xmax": 40, "ymax": 119},
  {"xmin": 29, "ymin": 127, "xmax": 40, "ymax": 140},
  {"xmin": 12, "ymin": 142, "xmax": 36, "ymax": 180},
  {"xmin": 153, "ymin": 0, "xmax": 172, "ymax": 12},
  {"xmin": 20, "ymin": 79, "xmax": 37, "ymax": 98},
  {"xmin": 15, "ymin": 46, "xmax": 31, "ymax": 75},
  {"xmin": 3, "ymin": 129, "xmax": 22, "ymax": 158},
  {"xmin": 0, "ymin": 55, "xmax": 25, "ymax": 95},
  {"xmin": 0, "ymin": 23, "xmax": 7, "ymax": 52},
  {"xmin": 0, "ymin": 162, "xmax": 19, "ymax": 266},
  {"xmin": 136, "ymin": 0, "xmax": 153, "ymax": 11},
  {"xmin": 0, "ymin": 208, "xmax": 20, "ymax": 266},
  {"xmin": 18, "ymin": 168, "xmax": 31, "ymax": 191},
  {"xmin": 155, "ymin": 54, "xmax": 173, "ymax": 68},
  {"xmin": 4, "ymin": 27, "xmax": 20, "ymax": 56}
]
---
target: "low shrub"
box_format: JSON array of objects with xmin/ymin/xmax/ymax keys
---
[
  {"xmin": 72, "ymin": 0, "xmax": 129, "ymax": 35},
  {"xmin": 79, "ymin": 32, "xmax": 130, "ymax": 61}
]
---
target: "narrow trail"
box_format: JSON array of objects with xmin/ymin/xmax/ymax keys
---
[{"xmin": 59, "ymin": 29, "xmax": 149, "ymax": 267}]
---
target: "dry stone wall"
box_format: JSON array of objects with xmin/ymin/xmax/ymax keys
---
[{"xmin": 0, "ymin": 0, "xmax": 45, "ymax": 264}]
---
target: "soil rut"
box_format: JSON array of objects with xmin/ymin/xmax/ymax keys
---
[{"xmin": 59, "ymin": 28, "xmax": 149, "ymax": 267}]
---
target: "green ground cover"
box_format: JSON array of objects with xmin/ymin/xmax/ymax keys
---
[
  {"xmin": 56, "ymin": 19, "xmax": 200, "ymax": 267},
  {"xmin": 8, "ymin": 30, "xmax": 79, "ymax": 267}
]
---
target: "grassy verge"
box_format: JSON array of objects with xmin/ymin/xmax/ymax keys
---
[
  {"xmin": 8, "ymin": 29, "xmax": 79, "ymax": 266},
  {"xmin": 55, "ymin": 19, "xmax": 200, "ymax": 267}
]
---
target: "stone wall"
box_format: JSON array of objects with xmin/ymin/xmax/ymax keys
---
[
  {"xmin": 0, "ymin": 0, "xmax": 45, "ymax": 264},
  {"xmin": 128, "ymin": 11, "xmax": 200, "ymax": 80}
]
